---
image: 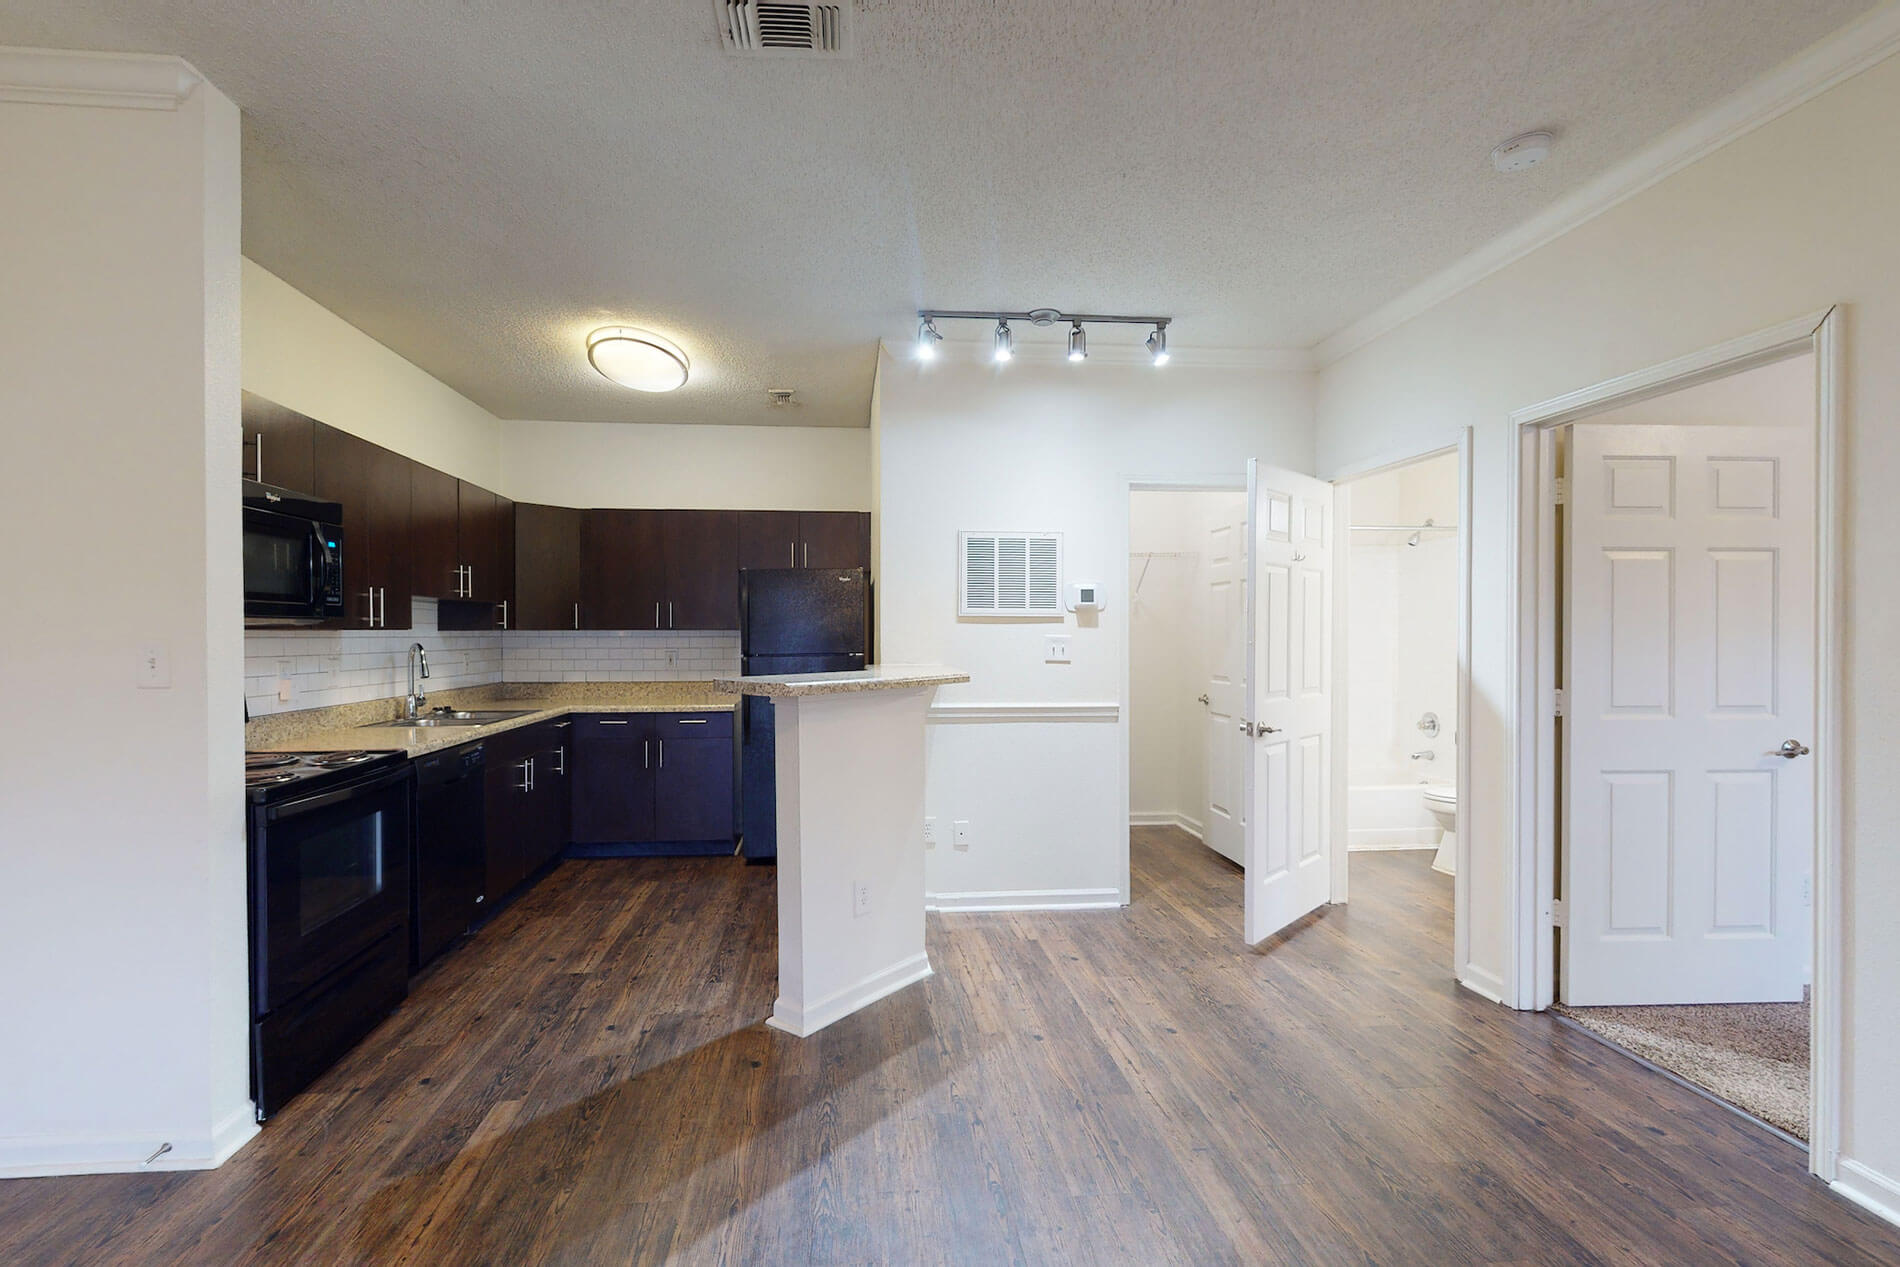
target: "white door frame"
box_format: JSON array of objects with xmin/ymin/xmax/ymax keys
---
[
  {"xmin": 1123, "ymin": 475, "xmax": 1249, "ymax": 903},
  {"xmin": 1325, "ymin": 430, "xmax": 1475, "ymax": 982},
  {"xmin": 1505, "ymin": 306, "xmax": 1843, "ymax": 1179}
]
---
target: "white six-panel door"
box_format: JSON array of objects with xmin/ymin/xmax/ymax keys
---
[
  {"xmin": 1244, "ymin": 461, "xmax": 1334, "ymax": 945},
  {"xmin": 1202, "ymin": 502, "xmax": 1247, "ymax": 865},
  {"xmin": 1564, "ymin": 424, "xmax": 1814, "ymax": 1005}
]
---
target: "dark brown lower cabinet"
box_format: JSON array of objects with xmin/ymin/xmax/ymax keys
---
[
  {"xmin": 570, "ymin": 711, "xmax": 735, "ymax": 853},
  {"xmin": 483, "ymin": 720, "xmax": 568, "ymax": 903}
]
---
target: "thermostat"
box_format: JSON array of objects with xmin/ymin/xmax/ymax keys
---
[{"xmin": 1066, "ymin": 581, "xmax": 1104, "ymax": 613}]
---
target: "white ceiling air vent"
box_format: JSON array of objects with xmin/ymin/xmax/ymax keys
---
[
  {"xmin": 718, "ymin": 1, "xmax": 853, "ymax": 57},
  {"xmin": 960, "ymin": 532, "xmax": 1063, "ymax": 618}
]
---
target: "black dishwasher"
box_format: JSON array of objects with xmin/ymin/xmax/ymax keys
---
[{"xmin": 412, "ymin": 742, "xmax": 487, "ymax": 973}]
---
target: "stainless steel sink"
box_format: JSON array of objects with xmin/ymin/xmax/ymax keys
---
[{"xmin": 361, "ymin": 709, "xmax": 537, "ymax": 729}]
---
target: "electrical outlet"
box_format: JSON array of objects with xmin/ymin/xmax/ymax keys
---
[
  {"xmin": 953, "ymin": 819, "xmax": 971, "ymax": 851},
  {"xmin": 853, "ymin": 879, "xmax": 872, "ymax": 917},
  {"xmin": 1802, "ymin": 875, "xmax": 1812, "ymax": 907},
  {"xmin": 1045, "ymin": 636, "xmax": 1071, "ymax": 663},
  {"xmin": 923, "ymin": 817, "xmax": 937, "ymax": 848},
  {"xmin": 277, "ymin": 678, "xmax": 295, "ymax": 703}
]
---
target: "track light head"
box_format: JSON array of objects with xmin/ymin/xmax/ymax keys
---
[
  {"xmin": 916, "ymin": 316, "xmax": 942, "ymax": 361},
  {"xmin": 1146, "ymin": 325, "xmax": 1170, "ymax": 366},
  {"xmin": 992, "ymin": 319, "xmax": 1013, "ymax": 364},
  {"xmin": 1067, "ymin": 322, "xmax": 1087, "ymax": 363}
]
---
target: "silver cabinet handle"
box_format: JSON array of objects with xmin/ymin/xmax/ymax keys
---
[
  {"xmin": 554, "ymin": 746, "xmax": 567, "ymax": 775},
  {"xmin": 803, "ymin": 541, "xmax": 808, "ymax": 568},
  {"xmin": 597, "ymin": 718, "xmax": 630, "ymax": 725},
  {"xmin": 790, "ymin": 542, "xmax": 796, "ymax": 566},
  {"xmin": 655, "ymin": 601, "xmax": 660, "ymax": 629},
  {"xmin": 360, "ymin": 591, "xmax": 375, "ymax": 627},
  {"xmin": 668, "ymin": 601, "xmax": 674, "ymax": 628},
  {"xmin": 467, "ymin": 565, "xmax": 474, "ymax": 597},
  {"xmin": 498, "ymin": 599, "xmax": 509, "ymax": 630},
  {"xmin": 574, "ymin": 601, "xmax": 580, "ymax": 629},
  {"xmin": 678, "ymin": 718, "xmax": 708, "ymax": 725},
  {"xmin": 1776, "ymin": 739, "xmax": 1812, "ymax": 759},
  {"xmin": 658, "ymin": 738, "xmax": 664, "ymax": 769},
  {"xmin": 255, "ymin": 432, "xmax": 263, "ymax": 483},
  {"xmin": 644, "ymin": 739, "xmax": 650, "ymax": 769},
  {"xmin": 515, "ymin": 758, "xmax": 532, "ymax": 792}
]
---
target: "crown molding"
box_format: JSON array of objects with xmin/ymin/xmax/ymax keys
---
[
  {"xmin": 1313, "ymin": 3, "xmax": 1900, "ymax": 367},
  {"xmin": 0, "ymin": 46, "xmax": 201, "ymax": 111},
  {"xmin": 885, "ymin": 337, "xmax": 1313, "ymax": 372}
]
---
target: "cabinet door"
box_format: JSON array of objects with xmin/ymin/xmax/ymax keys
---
[
  {"xmin": 653, "ymin": 714, "xmax": 736, "ymax": 842},
  {"xmin": 738, "ymin": 510, "xmax": 801, "ymax": 572},
  {"xmin": 314, "ymin": 424, "xmax": 411, "ymax": 628},
  {"xmin": 540, "ymin": 718, "xmax": 573, "ymax": 860},
  {"xmin": 242, "ymin": 392, "xmax": 316, "ymax": 492},
  {"xmin": 663, "ymin": 510, "xmax": 740, "ymax": 630},
  {"xmin": 483, "ymin": 727, "xmax": 538, "ymax": 901},
  {"xmin": 411, "ymin": 464, "xmax": 462, "ymax": 599},
  {"xmin": 515, "ymin": 503, "xmax": 583, "ymax": 630},
  {"xmin": 457, "ymin": 481, "xmax": 505, "ymax": 603},
  {"xmin": 571, "ymin": 716, "xmax": 655, "ymax": 842},
  {"xmin": 799, "ymin": 511, "xmax": 871, "ymax": 571},
  {"xmin": 581, "ymin": 509, "xmax": 666, "ymax": 630},
  {"xmin": 494, "ymin": 495, "xmax": 516, "ymax": 629}
]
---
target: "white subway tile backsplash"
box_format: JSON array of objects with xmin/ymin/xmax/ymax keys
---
[{"xmin": 501, "ymin": 628, "xmax": 739, "ymax": 683}]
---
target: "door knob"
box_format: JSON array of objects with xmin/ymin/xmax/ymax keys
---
[
  {"xmin": 1239, "ymin": 721, "xmax": 1282, "ymax": 737},
  {"xmin": 1776, "ymin": 739, "xmax": 1812, "ymax": 759},
  {"xmin": 1198, "ymin": 694, "xmax": 1211, "ymax": 705}
]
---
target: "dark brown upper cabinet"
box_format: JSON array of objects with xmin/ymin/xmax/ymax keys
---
[
  {"xmin": 663, "ymin": 511, "xmax": 740, "ymax": 630},
  {"xmin": 241, "ymin": 391, "xmax": 316, "ymax": 493},
  {"xmin": 738, "ymin": 510, "xmax": 801, "ymax": 571},
  {"xmin": 514, "ymin": 503, "xmax": 582, "ymax": 630},
  {"xmin": 457, "ymin": 481, "xmax": 508, "ymax": 605},
  {"xmin": 581, "ymin": 509, "xmax": 666, "ymax": 631},
  {"xmin": 799, "ymin": 512, "xmax": 872, "ymax": 571},
  {"xmin": 312, "ymin": 423, "xmax": 412, "ymax": 630},
  {"xmin": 410, "ymin": 463, "xmax": 462, "ymax": 599}
]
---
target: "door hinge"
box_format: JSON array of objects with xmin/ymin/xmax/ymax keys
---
[
  {"xmin": 1550, "ymin": 898, "xmax": 1566, "ymax": 928},
  {"xmin": 1552, "ymin": 477, "xmax": 1569, "ymax": 505},
  {"xmin": 1552, "ymin": 688, "xmax": 1567, "ymax": 718}
]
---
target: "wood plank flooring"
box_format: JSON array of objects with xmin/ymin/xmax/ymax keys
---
[{"xmin": 3, "ymin": 828, "xmax": 1897, "ymax": 1264}]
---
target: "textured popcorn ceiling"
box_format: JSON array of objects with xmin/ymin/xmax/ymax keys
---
[{"xmin": 0, "ymin": 1, "xmax": 1871, "ymax": 427}]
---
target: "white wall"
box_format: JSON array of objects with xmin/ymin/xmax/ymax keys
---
[
  {"xmin": 876, "ymin": 345, "xmax": 1313, "ymax": 907},
  {"xmin": 0, "ymin": 51, "xmax": 252, "ymax": 1174},
  {"xmin": 1129, "ymin": 490, "xmax": 1244, "ymax": 833},
  {"xmin": 1314, "ymin": 47, "xmax": 1900, "ymax": 1201},
  {"xmin": 500, "ymin": 419, "xmax": 870, "ymax": 509}
]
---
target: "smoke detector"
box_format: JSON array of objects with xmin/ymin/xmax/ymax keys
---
[
  {"xmin": 717, "ymin": 1, "xmax": 853, "ymax": 57},
  {"xmin": 1491, "ymin": 131, "xmax": 1553, "ymax": 173}
]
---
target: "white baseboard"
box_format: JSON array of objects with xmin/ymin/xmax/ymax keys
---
[
  {"xmin": 1459, "ymin": 964, "xmax": 1507, "ymax": 1005},
  {"xmin": 1348, "ymin": 840, "xmax": 1438, "ymax": 853},
  {"xmin": 767, "ymin": 953, "xmax": 933, "ymax": 1038},
  {"xmin": 927, "ymin": 887, "xmax": 1125, "ymax": 912},
  {"xmin": 1129, "ymin": 811, "xmax": 1204, "ymax": 839},
  {"xmin": 0, "ymin": 1101, "xmax": 258, "ymax": 1178},
  {"xmin": 1835, "ymin": 1158, "xmax": 1900, "ymax": 1231}
]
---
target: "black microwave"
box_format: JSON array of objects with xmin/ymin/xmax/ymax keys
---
[{"xmin": 244, "ymin": 480, "xmax": 344, "ymax": 624}]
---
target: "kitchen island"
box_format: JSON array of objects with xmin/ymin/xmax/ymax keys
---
[{"xmin": 714, "ymin": 665, "xmax": 969, "ymax": 1037}]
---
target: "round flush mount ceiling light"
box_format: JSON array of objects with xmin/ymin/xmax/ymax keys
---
[
  {"xmin": 1491, "ymin": 131, "xmax": 1553, "ymax": 173},
  {"xmin": 586, "ymin": 327, "xmax": 690, "ymax": 392}
]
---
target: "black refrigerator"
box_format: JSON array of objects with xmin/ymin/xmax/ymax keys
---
[{"xmin": 739, "ymin": 567, "xmax": 869, "ymax": 860}]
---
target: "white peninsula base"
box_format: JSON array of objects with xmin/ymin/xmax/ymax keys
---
[{"xmin": 715, "ymin": 666, "xmax": 968, "ymax": 1037}]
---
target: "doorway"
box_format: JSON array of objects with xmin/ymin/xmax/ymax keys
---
[
  {"xmin": 1128, "ymin": 488, "xmax": 1249, "ymax": 870},
  {"xmin": 1509, "ymin": 308, "xmax": 1843, "ymax": 1177}
]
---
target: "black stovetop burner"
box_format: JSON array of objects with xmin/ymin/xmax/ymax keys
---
[{"xmin": 243, "ymin": 749, "xmax": 408, "ymax": 800}]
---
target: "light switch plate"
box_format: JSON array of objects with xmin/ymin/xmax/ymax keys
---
[
  {"xmin": 923, "ymin": 817, "xmax": 937, "ymax": 848},
  {"xmin": 137, "ymin": 642, "xmax": 171, "ymax": 689},
  {"xmin": 1045, "ymin": 637, "xmax": 1071, "ymax": 663},
  {"xmin": 853, "ymin": 879, "xmax": 872, "ymax": 917}
]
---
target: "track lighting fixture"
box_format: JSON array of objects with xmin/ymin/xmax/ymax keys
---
[
  {"xmin": 915, "ymin": 308, "xmax": 1172, "ymax": 366},
  {"xmin": 916, "ymin": 316, "xmax": 943, "ymax": 361}
]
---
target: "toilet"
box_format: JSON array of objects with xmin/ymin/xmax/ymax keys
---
[{"xmin": 1421, "ymin": 785, "xmax": 1457, "ymax": 876}]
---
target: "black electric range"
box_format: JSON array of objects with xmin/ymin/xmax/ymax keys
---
[{"xmin": 245, "ymin": 747, "xmax": 412, "ymax": 1118}]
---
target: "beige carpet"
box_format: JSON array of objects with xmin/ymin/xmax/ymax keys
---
[{"xmin": 1553, "ymin": 1001, "xmax": 1809, "ymax": 1140}]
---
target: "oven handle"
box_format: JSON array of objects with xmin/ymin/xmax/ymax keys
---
[{"xmin": 266, "ymin": 763, "xmax": 411, "ymax": 821}]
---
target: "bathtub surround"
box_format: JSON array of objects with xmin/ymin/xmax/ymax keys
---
[{"xmin": 244, "ymin": 601, "xmax": 741, "ymax": 717}]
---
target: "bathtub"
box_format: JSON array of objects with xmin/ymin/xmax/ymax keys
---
[{"xmin": 1347, "ymin": 781, "xmax": 1441, "ymax": 851}]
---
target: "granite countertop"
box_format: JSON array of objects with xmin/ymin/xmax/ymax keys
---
[
  {"xmin": 246, "ymin": 682, "xmax": 737, "ymax": 758},
  {"xmin": 712, "ymin": 665, "xmax": 970, "ymax": 698}
]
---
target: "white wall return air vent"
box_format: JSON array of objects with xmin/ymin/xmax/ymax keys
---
[
  {"xmin": 718, "ymin": 1, "xmax": 853, "ymax": 57},
  {"xmin": 960, "ymin": 532, "xmax": 1063, "ymax": 618}
]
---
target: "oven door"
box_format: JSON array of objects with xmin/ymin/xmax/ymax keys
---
[
  {"xmin": 253, "ymin": 764, "xmax": 412, "ymax": 1013},
  {"xmin": 244, "ymin": 504, "xmax": 325, "ymax": 621}
]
